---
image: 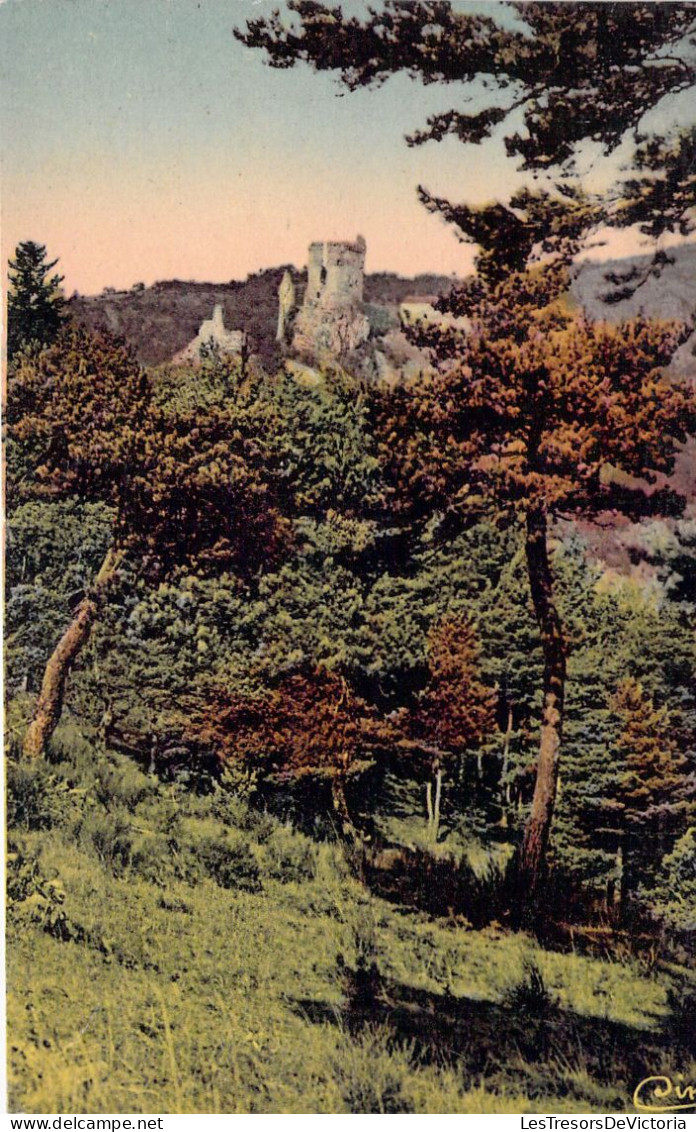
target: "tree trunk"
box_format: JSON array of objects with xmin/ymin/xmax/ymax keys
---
[
  {"xmin": 500, "ymin": 705, "xmax": 514, "ymax": 826},
  {"xmin": 619, "ymin": 836, "xmax": 634, "ymax": 920},
  {"xmin": 433, "ymin": 766, "xmax": 442, "ymax": 842},
  {"xmin": 331, "ymin": 772, "xmax": 359, "ymax": 842},
  {"xmin": 518, "ymin": 507, "xmax": 566, "ymax": 900},
  {"xmin": 22, "ymin": 547, "xmax": 121, "ymax": 759}
]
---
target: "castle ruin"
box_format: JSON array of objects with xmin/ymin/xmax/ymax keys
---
[
  {"xmin": 176, "ymin": 303, "xmax": 246, "ymax": 363},
  {"xmin": 278, "ymin": 236, "xmax": 370, "ymax": 360}
]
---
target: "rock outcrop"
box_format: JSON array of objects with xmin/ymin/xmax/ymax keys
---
[{"xmin": 276, "ymin": 270, "xmax": 296, "ymax": 344}]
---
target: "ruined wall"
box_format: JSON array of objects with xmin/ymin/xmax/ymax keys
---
[{"xmin": 174, "ymin": 303, "xmax": 246, "ymax": 363}]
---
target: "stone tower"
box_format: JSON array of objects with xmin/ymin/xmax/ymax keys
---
[
  {"xmin": 305, "ymin": 236, "xmax": 366, "ymax": 306},
  {"xmin": 291, "ymin": 236, "xmax": 370, "ymax": 359}
]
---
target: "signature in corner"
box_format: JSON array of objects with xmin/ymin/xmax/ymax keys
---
[{"xmin": 633, "ymin": 1075, "xmax": 696, "ymax": 1113}]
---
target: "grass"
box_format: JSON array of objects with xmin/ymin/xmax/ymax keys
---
[{"xmin": 6, "ymin": 715, "xmax": 695, "ymax": 1114}]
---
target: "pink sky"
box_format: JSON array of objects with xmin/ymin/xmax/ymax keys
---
[{"xmin": 2, "ymin": 0, "xmax": 692, "ymax": 296}]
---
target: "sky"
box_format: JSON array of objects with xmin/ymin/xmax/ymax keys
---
[{"xmin": 1, "ymin": 0, "xmax": 693, "ymax": 295}]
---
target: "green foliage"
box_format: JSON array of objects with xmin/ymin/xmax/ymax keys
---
[
  {"xmin": 501, "ymin": 960, "xmax": 558, "ymax": 1019},
  {"xmin": 7, "ymin": 713, "xmax": 692, "ymax": 1114},
  {"xmin": 643, "ymin": 828, "xmax": 696, "ymax": 931},
  {"xmin": 6, "ymin": 759, "xmax": 76, "ymax": 831},
  {"xmin": 7, "ymin": 841, "xmax": 84, "ymax": 944},
  {"xmin": 193, "ymin": 833, "xmax": 262, "ymax": 892},
  {"xmin": 5, "ymin": 500, "xmax": 114, "ymax": 693},
  {"xmin": 270, "ymin": 368, "xmax": 383, "ymax": 518},
  {"xmin": 261, "ymin": 824, "xmax": 318, "ymax": 883},
  {"xmin": 79, "ymin": 808, "xmax": 136, "ymax": 871},
  {"xmin": 333, "ymin": 1031, "xmax": 415, "ymax": 1114},
  {"xmin": 236, "ymin": 0, "xmax": 696, "ymax": 900},
  {"xmin": 7, "ymin": 241, "xmax": 66, "ymax": 360},
  {"xmin": 6, "ymin": 257, "xmax": 695, "ymax": 1111}
]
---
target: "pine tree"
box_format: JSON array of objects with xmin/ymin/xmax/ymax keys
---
[
  {"xmin": 609, "ymin": 678, "xmax": 687, "ymax": 908},
  {"xmin": 375, "ymin": 271, "xmax": 695, "ymax": 897},
  {"xmin": 407, "ymin": 613, "xmax": 496, "ymax": 839},
  {"xmin": 7, "ymin": 328, "xmax": 290, "ymax": 758},
  {"xmin": 181, "ymin": 667, "xmax": 392, "ymax": 838},
  {"xmin": 237, "ymin": 4, "xmax": 696, "ymax": 258},
  {"xmin": 7, "ymin": 241, "xmax": 66, "ymax": 360},
  {"xmin": 236, "ymin": 2, "xmax": 696, "ymax": 900}
]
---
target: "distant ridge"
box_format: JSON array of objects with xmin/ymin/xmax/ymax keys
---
[{"xmin": 571, "ymin": 244, "xmax": 696, "ymax": 377}]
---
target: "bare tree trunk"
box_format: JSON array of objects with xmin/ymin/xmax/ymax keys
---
[
  {"xmin": 518, "ymin": 507, "xmax": 566, "ymax": 900},
  {"xmin": 426, "ymin": 780, "xmax": 434, "ymax": 827},
  {"xmin": 433, "ymin": 766, "xmax": 443, "ymax": 840},
  {"xmin": 501, "ymin": 705, "xmax": 513, "ymax": 804},
  {"xmin": 500, "ymin": 705, "xmax": 514, "ymax": 827},
  {"xmin": 22, "ymin": 547, "xmax": 121, "ymax": 759},
  {"xmin": 331, "ymin": 772, "xmax": 359, "ymax": 842}
]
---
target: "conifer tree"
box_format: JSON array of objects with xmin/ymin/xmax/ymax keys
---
[
  {"xmin": 237, "ymin": 3, "xmax": 696, "ymax": 253},
  {"xmin": 239, "ymin": 1, "xmax": 696, "ymax": 901},
  {"xmin": 407, "ymin": 613, "xmax": 496, "ymax": 839},
  {"xmin": 7, "ymin": 241, "xmax": 66, "ymax": 360},
  {"xmin": 181, "ymin": 667, "xmax": 392, "ymax": 837},
  {"xmin": 608, "ymin": 677, "xmax": 687, "ymax": 907},
  {"xmin": 7, "ymin": 328, "xmax": 290, "ymax": 759},
  {"xmin": 375, "ymin": 271, "xmax": 695, "ymax": 896}
]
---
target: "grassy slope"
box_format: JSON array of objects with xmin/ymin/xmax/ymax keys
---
[{"xmin": 7, "ymin": 717, "xmax": 693, "ymax": 1115}]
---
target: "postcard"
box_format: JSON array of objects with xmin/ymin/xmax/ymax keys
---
[{"xmin": 3, "ymin": 0, "xmax": 695, "ymax": 1119}]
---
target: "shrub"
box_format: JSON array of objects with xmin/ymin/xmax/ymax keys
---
[
  {"xmin": 664, "ymin": 982, "xmax": 696, "ymax": 1056},
  {"xmin": 6, "ymin": 758, "xmax": 73, "ymax": 831},
  {"xmin": 334, "ymin": 1030, "xmax": 415, "ymax": 1114},
  {"xmin": 193, "ymin": 835, "xmax": 262, "ymax": 892},
  {"xmin": 262, "ymin": 825, "xmax": 318, "ymax": 882},
  {"xmin": 7, "ymin": 841, "xmax": 84, "ymax": 943},
  {"xmin": 366, "ymin": 843, "xmax": 508, "ymax": 925},
  {"xmin": 47, "ymin": 715, "xmax": 98, "ymax": 771},
  {"xmin": 79, "ymin": 808, "xmax": 134, "ymax": 871},
  {"xmin": 238, "ymin": 807, "xmax": 277, "ymax": 844},
  {"xmin": 4, "ymin": 695, "xmax": 35, "ymax": 758},
  {"xmin": 501, "ymin": 959, "xmax": 558, "ymax": 1018},
  {"xmin": 217, "ymin": 762, "xmax": 261, "ymax": 804},
  {"xmin": 129, "ymin": 831, "xmax": 183, "ymax": 885},
  {"xmin": 643, "ymin": 829, "xmax": 696, "ymax": 932},
  {"xmin": 92, "ymin": 759, "xmax": 156, "ymax": 812}
]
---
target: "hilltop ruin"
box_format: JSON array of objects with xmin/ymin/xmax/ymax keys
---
[
  {"xmin": 278, "ymin": 236, "xmax": 371, "ymax": 360},
  {"xmin": 174, "ymin": 303, "xmax": 247, "ymax": 364}
]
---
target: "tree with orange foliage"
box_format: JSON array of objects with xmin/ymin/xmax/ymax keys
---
[
  {"xmin": 238, "ymin": 0, "xmax": 696, "ymax": 906},
  {"xmin": 401, "ymin": 614, "xmax": 495, "ymax": 840},
  {"xmin": 7, "ymin": 328, "xmax": 289, "ymax": 759},
  {"xmin": 375, "ymin": 266, "xmax": 695, "ymax": 898},
  {"xmin": 182, "ymin": 667, "xmax": 392, "ymax": 838}
]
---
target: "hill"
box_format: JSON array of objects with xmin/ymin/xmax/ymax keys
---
[
  {"xmin": 68, "ymin": 270, "xmax": 458, "ymax": 369},
  {"xmin": 8, "ymin": 710, "xmax": 692, "ymax": 1114},
  {"xmin": 68, "ymin": 247, "xmax": 695, "ymax": 373},
  {"xmin": 572, "ymin": 244, "xmax": 696, "ymax": 377}
]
